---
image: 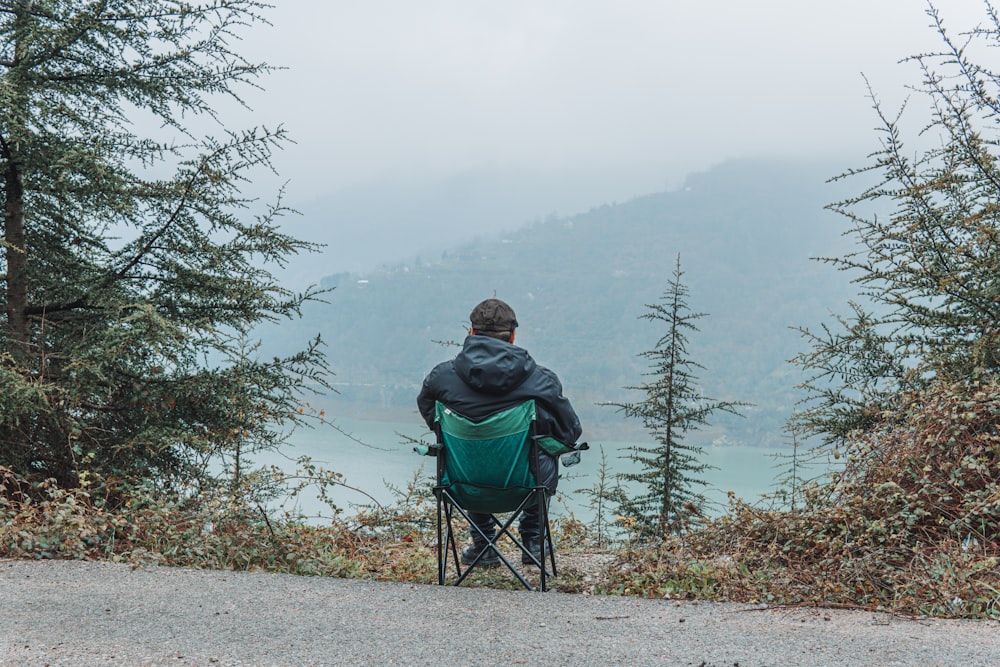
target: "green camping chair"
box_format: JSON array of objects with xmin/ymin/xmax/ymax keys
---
[{"xmin": 417, "ymin": 400, "xmax": 578, "ymax": 591}]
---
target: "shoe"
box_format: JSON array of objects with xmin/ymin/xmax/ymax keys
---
[
  {"xmin": 461, "ymin": 542, "xmax": 500, "ymax": 567},
  {"xmin": 521, "ymin": 537, "xmax": 550, "ymax": 565}
]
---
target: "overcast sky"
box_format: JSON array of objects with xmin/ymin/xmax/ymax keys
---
[{"xmin": 225, "ymin": 1, "xmax": 990, "ymax": 281}]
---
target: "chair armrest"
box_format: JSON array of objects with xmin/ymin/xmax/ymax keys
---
[
  {"xmin": 413, "ymin": 443, "xmax": 442, "ymax": 456},
  {"xmin": 536, "ymin": 437, "xmax": 589, "ymax": 456}
]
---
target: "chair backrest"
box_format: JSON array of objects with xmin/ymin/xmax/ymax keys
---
[{"xmin": 434, "ymin": 400, "xmax": 538, "ymax": 514}]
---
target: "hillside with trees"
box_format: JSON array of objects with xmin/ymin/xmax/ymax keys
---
[{"xmin": 270, "ymin": 158, "xmax": 858, "ymax": 444}]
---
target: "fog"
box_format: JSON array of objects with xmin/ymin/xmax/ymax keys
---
[{"xmin": 216, "ymin": 1, "xmax": 989, "ymax": 282}]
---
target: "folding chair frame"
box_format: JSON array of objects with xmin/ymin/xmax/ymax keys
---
[
  {"xmin": 429, "ymin": 403, "xmax": 557, "ymax": 592},
  {"xmin": 436, "ymin": 478, "xmax": 556, "ymax": 591}
]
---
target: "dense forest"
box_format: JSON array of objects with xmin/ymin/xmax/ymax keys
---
[{"xmin": 263, "ymin": 158, "xmax": 860, "ymax": 444}]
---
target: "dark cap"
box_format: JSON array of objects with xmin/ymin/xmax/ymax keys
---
[{"xmin": 470, "ymin": 298, "xmax": 518, "ymax": 333}]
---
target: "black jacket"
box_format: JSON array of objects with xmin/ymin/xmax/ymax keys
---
[{"xmin": 417, "ymin": 335, "xmax": 582, "ymax": 491}]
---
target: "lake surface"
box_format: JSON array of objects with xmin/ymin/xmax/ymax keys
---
[{"xmin": 259, "ymin": 417, "xmax": 821, "ymax": 522}]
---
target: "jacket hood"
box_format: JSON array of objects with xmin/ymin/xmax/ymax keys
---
[{"xmin": 453, "ymin": 335, "xmax": 535, "ymax": 395}]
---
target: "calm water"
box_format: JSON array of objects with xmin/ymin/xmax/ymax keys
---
[{"xmin": 257, "ymin": 417, "xmax": 814, "ymax": 522}]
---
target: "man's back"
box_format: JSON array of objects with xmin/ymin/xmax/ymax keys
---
[{"xmin": 417, "ymin": 334, "xmax": 580, "ymax": 448}]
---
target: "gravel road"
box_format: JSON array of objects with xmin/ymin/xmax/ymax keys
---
[{"xmin": 1, "ymin": 559, "xmax": 997, "ymax": 666}]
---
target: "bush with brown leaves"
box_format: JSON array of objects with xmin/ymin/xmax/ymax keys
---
[{"xmin": 603, "ymin": 379, "xmax": 1000, "ymax": 618}]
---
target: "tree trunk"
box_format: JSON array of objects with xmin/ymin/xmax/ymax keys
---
[
  {"xmin": 3, "ymin": 159, "xmax": 28, "ymax": 348},
  {"xmin": 4, "ymin": 1, "xmax": 31, "ymax": 350}
]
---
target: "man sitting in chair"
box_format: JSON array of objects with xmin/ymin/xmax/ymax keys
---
[{"xmin": 417, "ymin": 298, "xmax": 583, "ymax": 566}]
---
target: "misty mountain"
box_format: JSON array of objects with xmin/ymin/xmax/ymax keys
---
[
  {"xmin": 280, "ymin": 165, "xmax": 669, "ymax": 284},
  {"xmin": 264, "ymin": 158, "xmax": 861, "ymax": 446}
]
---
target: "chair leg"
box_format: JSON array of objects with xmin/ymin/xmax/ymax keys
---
[
  {"xmin": 538, "ymin": 490, "xmax": 547, "ymax": 591},
  {"xmin": 543, "ymin": 492, "xmax": 557, "ymax": 578},
  {"xmin": 437, "ymin": 497, "xmax": 466, "ymax": 585},
  {"xmin": 446, "ymin": 503, "xmax": 462, "ymax": 580},
  {"xmin": 519, "ymin": 490, "xmax": 557, "ymax": 591},
  {"xmin": 436, "ymin": 492, "xmax": 445, "ymax": 586}
]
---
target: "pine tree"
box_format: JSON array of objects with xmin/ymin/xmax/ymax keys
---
[
  {"xmin": 766, "ymin": 418, "xmax": 826, "ymax": 512},
  {"xmin": 791, "ymin": 2, "xmax": 1000, "ymax": 446},
  {"xmin": 575, "ymin": 444, "xmax": 615, "ymax": 549},
  {"xmin": 0, "ymin": 1, "xmax": 329, "ymax": 492},
  {"xmin": 610, "ymin": 255, "xmax": 746, "ymax": 540}
]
